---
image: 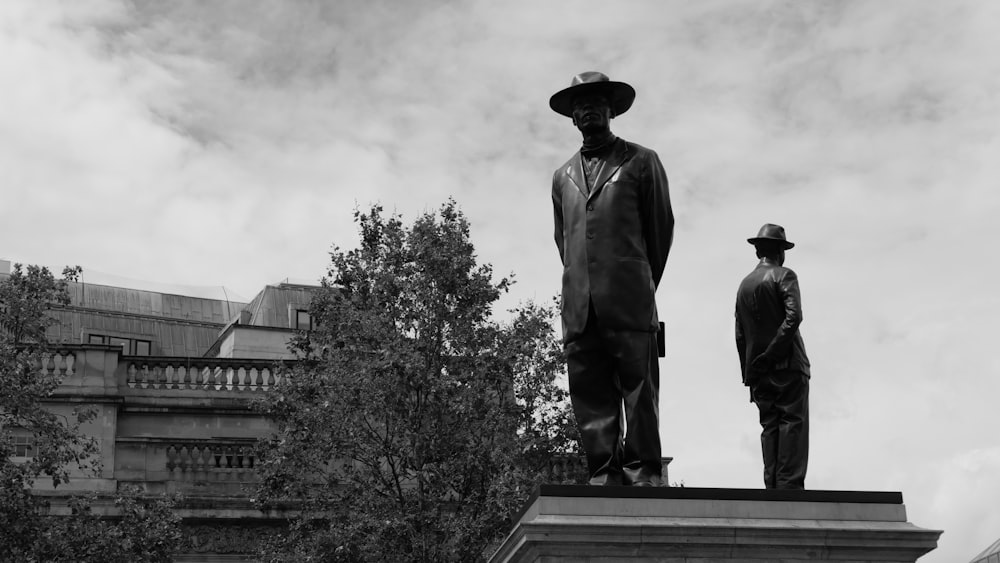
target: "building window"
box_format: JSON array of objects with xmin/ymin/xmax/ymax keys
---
[
  {"xmin": 13, "ymin": 435, "xmax": 34, "ymax": 458},
  {"xmin": 86, "ymin": 334, "xmax": 152, "ymax": 356},
  {"xmin": 295, "ymin": 310, "xmax": 312, "ymax": 331},
  {"xmin": 109, "ymin": 336, "xmax": 130, "ymax": 352}
]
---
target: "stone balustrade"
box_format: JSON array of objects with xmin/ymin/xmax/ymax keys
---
[
  {"xmin": 165, "ymin": 441, "xmax": 259, "ymax": 482},
  {"xmin": 38, "ymin": 345, "xmax": 290, "ymax": 395},
  {"xmin": 547, "ymin": 454, "xmax": 588, "ymax": 484},
  {"xmin": 548, "ymin": 454, "xmax": 673, "ymax": 485},
  {"xmin": 122, "ymin": 357, "xmax": 283, "ymax": 392},
  {"xmin": 39, "ymin": 350, "xmax": 77, "ymax": 378}
]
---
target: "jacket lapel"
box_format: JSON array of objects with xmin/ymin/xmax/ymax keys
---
[
  {"xmin": 565, "ymin": 152, "xmax": 587, "ymax": 198},
  {"xmin": 587, "ymin": 140, "xmax": 629, "ymax": 202}
]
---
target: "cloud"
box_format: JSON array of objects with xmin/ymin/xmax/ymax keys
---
[{"xmin": 2, "ymin": 2, "xmax": 999, "ymax": 560}]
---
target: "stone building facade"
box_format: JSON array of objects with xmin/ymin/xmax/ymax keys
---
[{"xmin": 17, "ymin": 267, "xmax": 317, "ymax": 562}]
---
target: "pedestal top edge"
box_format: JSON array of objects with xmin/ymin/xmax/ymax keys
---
[{"xmin": 534, "ymin": 485, "xmax": 903, "ymax": 504}]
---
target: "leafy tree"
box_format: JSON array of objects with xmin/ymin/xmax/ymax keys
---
[
  {"xmin": 254, "ymin": 201, "xmax": 578, "ymax": 562},
  {"xmin": 0, "ymin": 264, "xmax": 183, "ymax": 562},
  {"xmin": 24, "ymin": 488, "xmax": 182, "ymax": 563},
  {"xmin": 1, "ymin": 265, "xmax": 97, "ymax": 552}
]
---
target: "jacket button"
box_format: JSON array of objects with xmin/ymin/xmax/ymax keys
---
[
  {"xmin": 586, "ymin": 204, "xmax": 594, "ymax": 211},
  {"xmin": 587, "ymin": 232, "xmax": 594, "ymax": 239}
]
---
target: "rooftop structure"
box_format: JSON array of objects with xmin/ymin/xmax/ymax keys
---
[{"xmin": 972, "ymin": 537, "xmax": 1000, "ymax": 563}]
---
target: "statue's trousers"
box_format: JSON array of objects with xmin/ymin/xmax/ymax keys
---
[{"xmin": 566, "ymin": 311, "xmax": 661, "ymax": 485}]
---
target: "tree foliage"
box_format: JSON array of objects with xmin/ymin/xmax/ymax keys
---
[
  {"xmin": 0, "ymin": 264, "xmax": 182, "ymax": 562},
  {"xmin": 0, "ymin": 264, "xmax": 96, "ymax": 489},
  {"xmin": 14, "ymin": 488, "xmax": 183, "ymax": 563},
  {"xmin": 254, "ymin": 201, "xmax": 577, "ymax": 562}
]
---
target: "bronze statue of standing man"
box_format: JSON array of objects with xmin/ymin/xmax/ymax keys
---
[
  {"xmin": 735, "ymin": 224, "xmax": 811, "ymax": 489},
  {"xmin": 550, "ymin": 72, "xmax": 674, "ymax": 486}
]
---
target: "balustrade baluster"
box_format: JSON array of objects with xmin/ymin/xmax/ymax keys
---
[
  {"xmin": 127, "ymin": 364, "xmax": 137, "ymax": 388},
  {"xmin": 205, "ymin": 445, "xmax": 216, "ymax": 476},
  {"xmin": 63, "ymin": 352, "xmax": 75, "ymax": 377},
  {"xmin": 207, "ymin": 445, "xmax": 218, "ymax": 475},
  {"xmin": 224, "ymin": 446, "xmax": 235, "ymax": 481},
  {"xmin": 166, "ymin": 444, "xmax": 178, "ymax": 472},
  {"xmin": 203, "ymin": 445, "xmax": 214, "ymax": 476},
  {"xmin": 244, "ymin": 447, "xmax": 257, "ymax": 479},
  {"xmin": 155, "ymin": 364, "xmax": 167, "ymax": 389},
  {"xmin": 248, "ymin": 367, "xmax": 259, "ymax": 391},
  {"xmin": 192, "ymin": 446, "xmax": 206, "ymax": 478},
  {"xmin": 140, "ymin": 365, "xmax": 150, "ymax": 389},
  {"xmin": 235, "ymin": 447, "xmax": 245, "ymax": 477},
  {"xmin": 182, "ymin": 444, "xmax": 194, "ymax": 475},
  {"xmin": 52, "ymin": 353, "xmax": 65, "ymax": 377}
]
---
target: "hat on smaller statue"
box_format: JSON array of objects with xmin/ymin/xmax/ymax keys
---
[
  {"xmin": 747, "ymin": 223, "xmax": 795, "ymax": 249},
  {"xmin": 549, "ymin": 71, "xmax": 636, "ymax": 118}
]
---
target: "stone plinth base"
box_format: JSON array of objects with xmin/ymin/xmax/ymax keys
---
[{"xmin": 489, "ymin": 486, "xmax": 940, "ymax": 562}]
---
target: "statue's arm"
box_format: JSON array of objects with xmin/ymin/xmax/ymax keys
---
[
  {"xmin": 763, "ymin": 270, "xmax": 803, "ymax": 361},
  {"xmin": 552, "ymin": 170, "xmax": 565, "ymax": 264},
  {"xmin": 735, "ymin": 309, "xmax": 748, "ymax": 382},
  {"xmin": 642, "ymin": 151, "xmax": 674, "ymax": 288}
]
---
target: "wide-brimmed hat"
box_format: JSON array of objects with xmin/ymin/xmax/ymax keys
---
[
  {"xmin": 747, "ymin": 223, "xmax": 795, "ymax": 249},
  {"xmin": 549, "ymin": 71, "xmax": 636, "ymax": 118}
]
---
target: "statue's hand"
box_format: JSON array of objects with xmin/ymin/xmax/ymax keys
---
[{"xmin": 750, "ymin": 354, "xmax": 773, "ymax": 373}]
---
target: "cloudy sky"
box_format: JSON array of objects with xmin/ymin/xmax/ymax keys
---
[{"xmin": 2, "ymin": 1, "xmax": 999, "ymax": 559}]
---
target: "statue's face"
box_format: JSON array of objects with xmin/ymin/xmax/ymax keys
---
[{"xmin": 571, "ymin": 93, "xmax": 613, "ymax": 133}]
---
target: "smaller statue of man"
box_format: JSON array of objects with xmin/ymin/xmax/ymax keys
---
[{"xmin": 735, "ymin": 223, "xmax": 811, "ymax": 489}]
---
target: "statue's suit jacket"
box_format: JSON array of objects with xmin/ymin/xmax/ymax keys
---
[
  {"xmin": 552, "ymin": 138, "xmax": 674, "ymax": 343},
  {"xmin": 734, "ymin": 259, "xmax": 811, "ymax": 385}
]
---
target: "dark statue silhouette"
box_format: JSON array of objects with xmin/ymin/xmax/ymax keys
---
[{"xmin": 550, "ymin": 72, "xmax": 674, "ymax": 486}]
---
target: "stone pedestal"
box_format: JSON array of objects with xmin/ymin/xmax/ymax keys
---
[{"xmin": 489, "ymin": 486, "xmax": 940, "ymax": 562}]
